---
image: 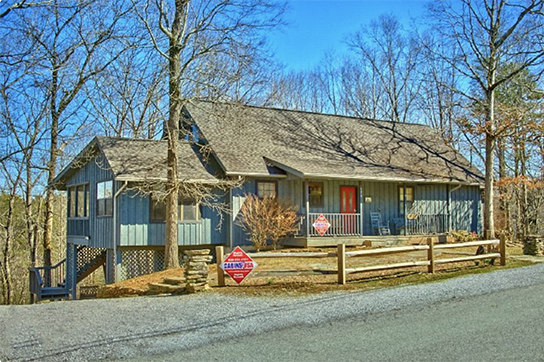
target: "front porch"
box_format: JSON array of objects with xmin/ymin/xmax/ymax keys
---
[{"xmin": 295, "ymin": 212, "xmax": 450, "ymax": 238}]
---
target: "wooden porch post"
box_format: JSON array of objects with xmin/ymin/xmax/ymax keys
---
[
  {"xmin": 447, "ymin": 184, "xmax": 452, "ymax": 232},
  {"xmin": 304, "ymin": 180, "xmax": 310, "ymax": 237},
  {"xmin": 403, "ymin": 184, "xmax": 407, "ymax": 236},
  {"xmin": 359, "ymin": 181, "xmax": 363, "ymax": 236}
]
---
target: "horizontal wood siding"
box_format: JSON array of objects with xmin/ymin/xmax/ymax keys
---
[
  {"xmin": 451, "ymin": 186, "xmax": 482, "ymax": 233},
  {"xmin": 66, "ymin": 153, "xmax": 114, "ymax": 248},
  {"xmin": 119, "ymin": 190, "xmax": 223, "ymax": 246}
]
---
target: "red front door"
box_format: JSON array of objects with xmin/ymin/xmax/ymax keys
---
[
  {"xmin": 341, "ymin": 186, "xmax": 357, "ymax": 234},
  {"xmin": 341, "ymin": 186, "xmax": 357, "ymax": 213}
]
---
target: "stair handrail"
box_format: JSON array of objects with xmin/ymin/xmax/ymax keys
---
[{"xmin": 29, "ymin": 258, "xmax": 66, "ymax": 288}]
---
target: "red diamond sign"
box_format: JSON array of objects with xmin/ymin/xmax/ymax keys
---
[
  {"xmin": 312, "ymin": 214, "xmax": 331, "ymax": 236},
  {"xmin": 220, "ymin": 246, "xmax": 258, "ymax": 285}
]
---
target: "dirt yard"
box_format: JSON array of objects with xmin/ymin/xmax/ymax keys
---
[{"xmin": 97, "ymin": 242, "xmax": 535, "ymax": 298}]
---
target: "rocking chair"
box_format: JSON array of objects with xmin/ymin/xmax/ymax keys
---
[{"xmin": 370, "ymin": 212, "xmax": 391, "ymax": 236}]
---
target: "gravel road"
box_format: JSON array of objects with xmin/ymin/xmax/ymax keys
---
[{"xmin": 1, "ymin": 263, "xmax": 544, "ymax": 362}]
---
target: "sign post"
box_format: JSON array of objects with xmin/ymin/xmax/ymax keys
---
[{"xmin": 220, "ymin": 246, "xmax": 257, "ymax": 284}]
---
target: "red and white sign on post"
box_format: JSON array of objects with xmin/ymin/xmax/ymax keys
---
[
  {"xmin": 220, "ymin": 246, "xmax": 258, "ymax": 284},
  {"xmin": 312, "ymin": 214, "xmax": 331, "ymax": 236}
]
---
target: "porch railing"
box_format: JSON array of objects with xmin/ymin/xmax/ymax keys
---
[
  {"xmin": 303, "ymin": 213, "xmax": 362, "ymax": 237},
  {"xmin": 406, "ymin": 214, "xmax": 448, "ymax": 235}
]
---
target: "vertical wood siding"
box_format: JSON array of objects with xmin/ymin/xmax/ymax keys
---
[
  {"xmin": 66, "ymin": 153, "xmax": 114, "ymax": 248},
  {"xmin": 451, "ymin": 185, "xmax": 482, "ymax": 233},
  {"xmin": 119, "ymin": 189, "xmax": 224, "ymax": 246},
  {"xmin": 232, "ymin": 178, "xmax": 482, "ymax": 244}
]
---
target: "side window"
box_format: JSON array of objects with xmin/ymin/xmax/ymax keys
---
[
  {"xmin": 399, "ymin": 186, "xmax": 414, "ymax": 215},
  {"xmin": 150, "ymin": 194, "xmax": 166, "ymax": 223},
  {"xmin": 149, "ymin": 195, "xmax": 200, "ymax": 222},
  {"xmin": 67, "ymin": 184, "xmax": 89, "ymax": 218},
  {"xmin": 179, "ymin": 199, "xmax": 200, "ymax": 221},
  {"xmin": 97, "ymin": 181, "xmax": 113, "ymax": 217},
  {"xmin": 256, "ymin": 181, "xmax": 277, "ymax": 198}
]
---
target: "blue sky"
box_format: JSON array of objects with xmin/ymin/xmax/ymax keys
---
[{"xmin": 269, "ymin": 0, "xmax": 429, "ymax": 71}]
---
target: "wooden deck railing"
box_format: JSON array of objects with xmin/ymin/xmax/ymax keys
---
[
  {"xmin": 306, "ymin": 212, "xmax": 362, "ymax": 237},
  {"xmin": 405, "ymin": 214, "xmax": 449, "ymax": 235},
  {"xmin": 216, "ymin": 234, "xmax": 507, "ymax": 286}
]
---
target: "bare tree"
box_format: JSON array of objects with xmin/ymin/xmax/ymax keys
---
[
  {"xmin": 133, "ymin": 0, "xmax": 285, "ymax": 268},
  {"xmin": 427, "ymin": 0, "xmax": 544, "ymax": 238},
  {"xmin": 4, "ymin": 0, "xmax": 135, "ymax": 272},
  {"xmin": 347, "ymin": 14, "xmax": 423, "ymax": 123}
]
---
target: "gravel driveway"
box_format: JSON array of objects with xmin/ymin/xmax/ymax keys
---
[{"xmin": 1, "ymin": 263, "xmax": 544, "ymax": 362}]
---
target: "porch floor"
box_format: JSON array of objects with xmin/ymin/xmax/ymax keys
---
[{"xmin": 285, "ymin": 235, "xmax": 445, "ymax": 248}]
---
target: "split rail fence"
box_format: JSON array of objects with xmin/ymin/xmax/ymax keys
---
[{"xmin": 216, "ymin": 234, "xmax": 507, "ymax": 286}]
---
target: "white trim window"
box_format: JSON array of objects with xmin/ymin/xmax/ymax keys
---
[{"xmin": 97, "ymin": 180, "xmax": 113, "ymax": 217}]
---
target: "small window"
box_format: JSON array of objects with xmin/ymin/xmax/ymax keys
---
[
  {"xmin": 399, "ymin": 186, "xmax": 414, "ymax": 215},
  {"xmin": 67, "ymin": 184, "xmax": 89, "ymax": 218},
  {"xmin": 150, "ymin": 194, "xmax": 166, "ymax": 223},
  {"xmin": 150, "ymin": 195, "xmax": 200, "ymax": 223},
  {"xmin": 97, "ymin": 180, "xmax": 113, "ymax": 217},
  {"xmin": 180, "ymin": 199, "xmax": 200, "ymax": 221},
  {"xmin": 308, "ymin": 182, "xmax": 324, "ymax": 207},
  {"xmin": 68, "ymin": 187, "xmax": 75, "ymax": 218},
  {"xmin": 256, "ymin": 181, "xmax": 277, "ymax": 198}
]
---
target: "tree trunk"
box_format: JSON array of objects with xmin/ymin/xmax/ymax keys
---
[
  {"xmin": 497, "ymin": 138, "xmax": 509, "ymax": 233},
  {"xmin": 43, "ymin": 65, "xmax": 60, "ymax": 282},
  {"xmin": 163, "ymin": 0, "xmax": 188, "ymax": 269},
  {"xmin": 483, "ymin": 86, "xmax": 496, "ymax": 239}
]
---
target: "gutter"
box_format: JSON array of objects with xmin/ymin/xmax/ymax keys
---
[{"xmin": 113, "ymin": 180, "xmax": 128, "ymax": 283}]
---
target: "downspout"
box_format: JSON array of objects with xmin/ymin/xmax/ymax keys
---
[{"xmin": 113, "ymin": 181, "xmax": 128, "ymax": 283}]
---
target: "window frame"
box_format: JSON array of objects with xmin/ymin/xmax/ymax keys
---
[
  {"xmin": 308, "ymin": 182, "xmax": 324, "ymax": 207},
  {"xmin": 96, "ymin": 180, "xmax": 113, "ymax": 217},
  {"xmin": 399, "ymin": 185, "xmax": 414, "ymax": 216},
  {"xmin": 67, "ymin": 183, "xmax": 89, "ymax": 220},
  {"xmin": 255, "ymin": 180, "xmax": 278, "ymax": 199},
  {"xmin": 149, "ymin": 194, "xmax": 201, "ymax": 223}
]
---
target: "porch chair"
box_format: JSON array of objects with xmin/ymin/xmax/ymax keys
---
[{"xmin": 370, "ymin": 212, "xmax": 391, "ymax": 236}]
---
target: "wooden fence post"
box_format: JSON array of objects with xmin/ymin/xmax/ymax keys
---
[
  {"xmin": 427, "ymin": 237, "xmax": 435, "ymax": 274},
  {"xmin": 216, "ymin": 246, "xmax": 225, "ymax": 287},
  {"xmin": 338, "ymin": 243, "xmax": 346, "ymax": 285},
  {"xmin": 500, "ymin": 233, "xmax": 506, "ymax": 266}
]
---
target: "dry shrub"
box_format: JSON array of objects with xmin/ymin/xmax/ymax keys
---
[{"xmin": 237, "ymin": 194, "xmax": 299, "ymax": 251}]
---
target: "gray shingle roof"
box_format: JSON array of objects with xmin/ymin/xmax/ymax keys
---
[
  {"xmin": 53, "ymin": 137, "xmax": 217, "ymax": 189},
  {"xmin": 184, "ymin": 101, "xmax": 484, "ymax": 185}
]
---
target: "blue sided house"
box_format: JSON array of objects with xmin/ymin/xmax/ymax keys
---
[{"xmin": 31, "ymin": 100, "xmax": 484, "ymax": 300}]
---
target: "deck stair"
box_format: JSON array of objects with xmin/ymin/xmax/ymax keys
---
[
  {"xmin": 29, "ymin": 246, "xmax": 107, "ymax": 302},
  {"xmin": 76, "ymin": 246, "xmax": 107, "ymax": 283},
  {"xmin": 29, "ymin": 260, "xmax": 70, "ymax": 302}
]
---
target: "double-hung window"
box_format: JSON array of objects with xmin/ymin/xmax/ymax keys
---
[{"xmin": 97, "ymin": 181, "xmax": 113, "ymax": 217}]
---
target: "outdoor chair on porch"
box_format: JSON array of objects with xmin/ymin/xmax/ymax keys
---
[{"xmin": 370, "ymin": 212, "xmax": 391, "ymax": 236}]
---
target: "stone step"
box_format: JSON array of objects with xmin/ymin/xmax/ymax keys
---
[
  {"xmin": 162, "ymin": 277, "xmax": 186, "ymax": 286},
  {"xmin": 148, "ymin": 283, "xmax": 186, "ymax": 294}
]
